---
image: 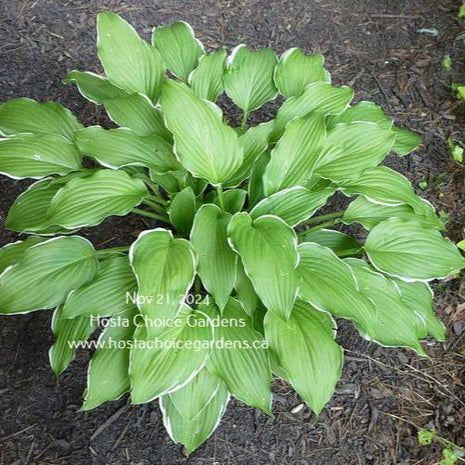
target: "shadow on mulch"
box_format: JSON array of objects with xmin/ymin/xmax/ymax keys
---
[{"xmin": 0, "ymin": 1, "xmax": 465, "ymax": 464}]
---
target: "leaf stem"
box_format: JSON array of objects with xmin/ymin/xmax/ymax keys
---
[
  {"xmin": 96, "ymin": 246, "xmax": 130, "ymax": 257},
  {"xmin": 240, "ymin": 111, "xmax": 249, "ymax": 131},
  {"xmin": 147, "ymin": 193, "xmax": 168, "ymax": 206},
  {"xmin": 216, "ymin": 185, "xmax": 225, "ymax": 211},
  {"xmin": 142, "ymin": 199, "xmax": 166, "ymax": 213},
  {"xmin": 132, "ymin": 208, "xmax": 169, "ymax": 222},
  {"xmin": 299, "ymin": 210, "xmax": 345, "ymax": 227},
  {"xmin": 299, "ymin": 219, "xmax": 340, "ymax": 236}
]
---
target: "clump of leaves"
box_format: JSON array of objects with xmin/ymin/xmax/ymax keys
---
[
  {"xmin": 0, "ymin": 12, "xmax": 464, "ymax": 454},
  {"xmin": 418, "ymin": 429, "xmax": 464, "ymax": 465}
]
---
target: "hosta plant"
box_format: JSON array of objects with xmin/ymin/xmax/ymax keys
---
[{"xmin": 1, "ymin": 11, "xmax": 464, "ymax": 454}]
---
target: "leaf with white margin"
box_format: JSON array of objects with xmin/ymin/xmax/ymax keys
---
[
  {"xmin": 191, "ymin": 204, "xmax": 236, "ymax": 311},
  {"xmin": 104, "ymin": 92, "xmax": 172, "ymax": 140},
  {"xmin": 0, "ymin": 236, "xmax": 46, "ymax": 273},
  {"xmin": 313, "ymin": 122, "xmax": 395, "ymax": 182},
  {"xmin": 224, "ymin": 45, "xmax": 278, "ymax": 113},
  {"xmin": 75, "ymin": 126, "xmax": 180, "ymax": 173},
  {"xmin": 169, "ymin": 186, "xmax": 197, "ymax": 236},
  {"xmin": 97, "ymin": 12, "xmax": 164, "ymax": 101},
  {"xmin": 49, "ymin": 307, "xmax": 97, "ymax": 376},
  {"xmin": 274, "ymin": 49, "xmax": 330, "ymax": 98},
  {"xmin": 251, "ymin": 185, "xmax": 335, "ymax": 227},
  {"xmin": 365, "ymin": 218, "xmax": 465, "ymax": 281},
  {"xmin": 150, "ymin": 169, "xmax": 187, "ymax": 195},
  {"xmin": 263, "ymin": 113, "xmax": 326, "ymax": 196},
  {"xmin": 297, "ymin": 242, "xmax": 376, "ymax": 335},
  {"xmin": 265, "ymin": 299, "xmax": 343, "ymax": 414},
  {"xmin": 343, "ymin": 196, "xmax": 443, "ymax": 231},
  {"xmin": 160, "ymin": 370, "xmax": 229, "ymax": 455},
  {"xmin": 391, "ymin": 278, "xmax": 446, "ymax": 341},
  {"xmin": 248, "ymin": 151, "xmax": 270, "ymax": 208},
  {"xmin": 345, "ymin": 258, "xmax": 426, "ymax": 355},
  {"xmin": 234, "ymin": 260, "xmax": 259, "ymax": 316},
  {"xmin": 153, "ymin": 21, "xmax": 204, "ymax": 80},
  {"xmin": 45, "ymin": 170, "xmax": 148, "ymax": 229},
  {"xmin": 392, "ymin": 127, "xmax": 422, "ymax": 156},
  {"xmin": 0, "ymin": 236, "xmax": 98, "ymax": 315},
  {"xmin": 304, "ymin": 229, "xmax": 362, "ymax": 257},
  {"xmin": 224, "ymin": 121, "xmax": 273, "ymax": 187},
  {"xmin": 271, "ymin": 82, "xmax": 353, "ymax": 140},
  {"xmin": 129, "ymin": 305, "xmax": 212, "ymax": 403},
  {"xmin": 328, "ymin": 101, "xmax": 392, "ymax": 129},
  {"xmin": 62, "ymin": 254, "xmax": 137, "ymax": 319},
  {"xmin": 188, "ymin": 49, "xmax": 226, "ymax": 101},
  {"xmin": 205, "ymin": 298, "xmax": 272, "ymax": 413},
  {"xmin": 81, "ymin": 307, "xmax": 138, "ymax": 410},
  {"xmin": 5, "ymin": 172, "xmax": 95, "ymax": 234},
  {"xmin": 129, "ymin": 228, "xmax": 196, "ymax": 330},
  {"xmin": 216, "ymin": 189, "xmax": 247, "ymax": 214},
  {"xmin": 160, "ymin": 80, "xmax": 243, "ymax": 185},
  {"xmin": 63, "ymin": 71, "xmax": 128, "ymax": 103},
  {"xmin": 0, "ymin": 98, "xmax": 82, "ymax": 141},
  {"xmin": 227, "ymin": 213, "xmax": 300, "ymax": 320},
  {"xmin": 0, "ymin": 133, "xmax": 82, "ymax": 180}
]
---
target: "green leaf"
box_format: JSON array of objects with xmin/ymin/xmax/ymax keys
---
[
  {"xmin": 343, "ymin": 196, "xmax": 443, "ymax": 231},
  {"xmin": 274, "ymin": 49, "xmax": 330, "ymax": 98},
  {"xmin": 150, "ymin": 169, "xmax": 187, "ymax": 195},
  {"xmin": 304, "ymin": 229, "xmax": 362, "ymax": 257},
  {"xmin": 153, "ymin": 21, "xmax": 204, "ymax": 81},
  {"xmin": 340, "ymin": 166, "xmax": 443, "ymax": 229},
  {"xmin": 392, "ymin": 127, "xmax": 422, "ymax": 156},
  {"xmin": 0, "ymin": 133, "xmax": 82, "ymax": 180},
  {"xmin": 234, "ymin": 260, "xmax": 259, "ymax": 316},
  {"xmin": 75, "ymin": 126, "xmax": 180, "ymax": 173},
  {"xmin": 218, "ymin": 189, "xmax": 247, "ymax": 214},
  {"xmin": 129, "ymin": 306, "xmax": 212, "ymax": 403},
  {"xmin": 297, "ymin": 242, "xmax": 376, "ymax": 335},
  {"xmin": 344, "ymin": 258, "xmax": 426, "ymax": 354},
  {"xmin": 81, "ymin": 307, "xmax": 138, "ymax": 410},
  {"xmin": 46, "ymin": 170, "xmax": 148, "ymax": 229},
  {"xmin": 227, "ymin": 213, "xmax": 300, "ymax": 319},
  {"xmin": 263, "ymin": 113, "xmax": 327, "ymax": 196},
  {"xmin": 104, "ymin": 93, "xmax": 172, "ymax": 139},
  {"xmin": 129, "ymin": 228, "xmax": 196, "ymax": 328},
  {"xmin": 251, "ymin": 186, "xmax": 334, "ymax": 227},
  {"xmin": 0, "ymin": 98, "xmax": 82, "ymax": 141},
  {"xmin": 265, "ymin": 299, "xmax": 342, "ymax": 414},
  {"xmin": 188, "ymin": 49, "xmax": 226, "ymax": 101},
  {"xmin": 206, "ymin": 298, "xmax": 272, "ymax": 413},
  {"xmin": 392, "ymin": 278, "xmax": 446, "ymax": 341},
  {"xmin": 191, "ymin": 204, "xmax": 236, "ymax": 310},
  {"xmin": 49, "ymin": 307, "xmax": 97, "ymax": 376},
  {"xmin": 248, "ymin": 151, "xmax": 270, "ymax": 208},
  {"xmin": 328, "ymin": 101, "xmax": 392, "ymax": 129},
  {"xmin": 314, "ymin": 123, "xmax": 395, "ymax": 182},
  {"xmin": 225, "ymin": 121, "xmax": 273, "ymax": 187},
  {"xmin": 224, "ymin": 45, "xmax": 278, "ymax": 113},
  {"xmin": 62, "ymin": 254, "xmax": 137, "ymax": 318},
  {"xmin": 169, "ymin": 186, "xmax": 197, "ymax": 235},
  {"xmin": 97, "ymin": 12, "xmax": 164, "ymax": 101},
  {"xmin": 63, "ymin": 70, "xmax": 128, "ymax": 103},
  {"xmin": 0, "ymin": 236, "xmax": 46, "ymax": 273},
  {"xmin": 365, "ymin": 218, "xmax": 465, "ymax": 281},
  {"xmin": 0, "ymin": 236, "xmax": 98, "ymax": 315},
  {"xmin": 160, "ymin": 370, "xmax": 229, "ymax": 455},
  {"xmin": 160, "ymin": 80, "xmax": 243, "ymax": 185},
  {"xmin": 271, "ymin": 82, "xmax": 353, "ymax": 140}
]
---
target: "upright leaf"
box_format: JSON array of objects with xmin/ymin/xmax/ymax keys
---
[
  {"xmin": 224, "ymin": 45, "xmax": 278, "ymax": 113},
  {"xmin": 365, "ymin": 218, "xmax": 465, "ymax": 281},
  {"xmin": 153, "ymin": 21, "xmax": 204, "ymax": 80},
  {"xmin": 97, "ymin": 12, "xmax": 164, "ymax": 101},
  {"xmin": 0, "ymin": 134, "xmax": 81, "ymax": 180},
  {"xmin": 274, "ymin": 49, "xmax": 330, "ymax": 98},
  {"xmin": 263, "ymin": 113, "xmax": 326, "ymax": 195},
  {"xmin": 218, "ymin": 189, "xmax": 247, "ymax": 214},
  {"xmin": 0, "ymin": 98, "xmax": 82, "ymax": 141},
  {"xmin": 191, "ymin": 204, "xmax": 236, "ymax": 310},
  {"xmin": 207, "ymin": 299, "xmax": 272, "ymax": 413},
  {"xmin": 0, "ymin": 236, "xmax": 98, "ymax": 315},
  {"xmin": 188, "ymin": 49, "xmax": 226, "ymax": 101},
  {"xmin": 304, "ymin": 229, "xmax": 362, "ymax": 257},
  {"xmin": 160, "ymin": 80, "xmax": 243, "ymax": 185},
  {"xmin": 62, "ymin": 254, "xmax": 137, "ymax": 318},
  {"xmin": 129, "ymin": 228, "xmax": 196, "ymax": 327},
  {"xmin": 227, "ymin": 213, "xmax": 300, "ymax": 319},
  {"xmin": 169, "ymin": 186, "xmax": 197, "ymax": 236},
  {"xmin": 234, "ymin": 260, "xmax": 259, "ymax": 315},
  {"xmin": 265, "ymin": 299, "xmax": 343, "ymax": 414},
  {"xmin": 248, "ymin": 151, "xmax": 270, "ymax": 208}
]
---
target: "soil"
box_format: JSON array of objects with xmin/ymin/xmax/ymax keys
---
[{"xmin": 1, "ymin": 0, "xmax": 465, "ymax": 464}]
